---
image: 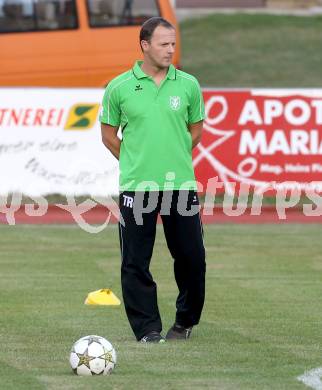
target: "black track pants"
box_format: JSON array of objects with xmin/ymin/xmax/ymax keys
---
[{"xmin": 119, "ymin": 190, "xmax": 206, "ymax": 340}]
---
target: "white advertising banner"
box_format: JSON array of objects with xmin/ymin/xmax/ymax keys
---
[{"xmin": 0, "ymin": 88, "xmax": 119, "ymax": 197}]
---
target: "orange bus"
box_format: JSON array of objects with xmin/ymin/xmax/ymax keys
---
[{"xmin": 0, "ymin": 0, "xmax": 180, "ymax": 87}]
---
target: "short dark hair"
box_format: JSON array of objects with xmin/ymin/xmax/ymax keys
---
[{"xmin": 139, "ymin": 17, "xmax": 174, "ymax": 49}]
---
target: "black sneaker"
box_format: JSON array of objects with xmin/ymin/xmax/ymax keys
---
[
  {"xmin": 140, "ymin": 331, "xmax": 165, "ymax": 343},
  {"xmin": 165, "ymin": 323, "xmax": 193, "ymax": 340}
]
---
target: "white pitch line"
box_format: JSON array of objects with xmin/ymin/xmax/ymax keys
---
[{"xmin": 297, "ymin": 367, "xmax": 322, "ymax": 390}]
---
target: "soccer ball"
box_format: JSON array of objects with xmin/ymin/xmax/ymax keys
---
[{"xmin": 69, "ymin": 335, "xmax": 116, "ymax": 376}]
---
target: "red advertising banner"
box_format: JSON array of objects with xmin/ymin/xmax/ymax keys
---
[{"xmin": 194, "ymin": 89, "xmax": 322, "ymax": 194}]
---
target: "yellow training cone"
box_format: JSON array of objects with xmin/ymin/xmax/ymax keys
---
[{"xmin": 85, "ymin": 289, "xmax": 121, "ymax": 306}]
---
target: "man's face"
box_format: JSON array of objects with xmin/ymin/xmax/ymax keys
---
[{"xmin": 142, "ymin": 25, "xmax": 176, "ymax": 69}]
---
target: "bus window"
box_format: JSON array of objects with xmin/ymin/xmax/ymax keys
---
[
  {"xmin": 87, "ymin": 0, "xmax": 159, "ymax": 27},
  {"xmin": 0, "ymin": 0, "xmax": 78, "ymax": 33}
]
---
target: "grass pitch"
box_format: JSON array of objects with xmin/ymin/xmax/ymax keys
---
[
  {"xmin": 181, "ymin": 14, "xmax": 322, "ymax": 88},
  {"xmin": 0, "ymin": 223, "xmax": 322, "ymax": 389}
]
